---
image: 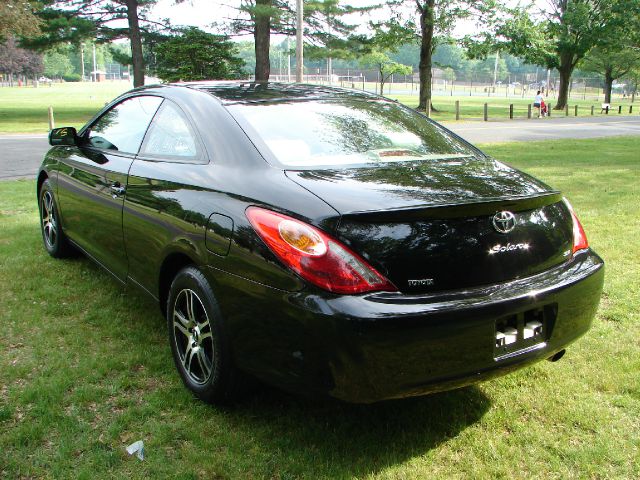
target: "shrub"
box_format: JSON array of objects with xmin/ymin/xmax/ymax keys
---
[{"xmin": 62, "ymin": 73, "xmax": 82, "ymax": 82}]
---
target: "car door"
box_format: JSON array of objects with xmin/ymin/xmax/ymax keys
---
[
  {"xmin": 56, "ymin": 95, "xmax": 163, "ymax": 281},
  {"xmin": 123, "ymin": 99, "xmax": 211, "ymax": 297}
]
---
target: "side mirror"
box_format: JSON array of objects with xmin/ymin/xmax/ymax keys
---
[{"xmin": 49, "ymin": 127, "xmax": 78, "ymax": 146}]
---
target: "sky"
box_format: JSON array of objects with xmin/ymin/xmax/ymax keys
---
[
  {"xmin": 150, "ymin": 0, "xmax": 483, "ymax": 39},
  {"xmin": 149, "ymin": 0, "xmax": 549, "ymax": 40}
]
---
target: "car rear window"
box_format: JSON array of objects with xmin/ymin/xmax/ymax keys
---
[{"xmin": 227, "ymin": 99, "xmax": 477, "ymax": 168}]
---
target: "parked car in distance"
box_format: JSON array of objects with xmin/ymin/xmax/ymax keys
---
[{"xmin": 38, "ymin": 82, "xmax": 604, "ymax": 403}]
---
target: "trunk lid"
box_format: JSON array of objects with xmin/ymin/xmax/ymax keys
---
[{"xmin": 286, "ymin": 158, "xmax": 574, "ymax": 294}]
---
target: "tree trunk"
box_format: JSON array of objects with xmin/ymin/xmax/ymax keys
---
[
  {"xmin": 125, "ymin": 0, "xmax": 145, "ymax": 87},
  {"xmin": 603, "ymin": 66, "xmax": 614, "ymax": 104},
  {"xmin": 254, "ymin": 0, "xmax": 271, "ymax": 81},
  {"xmin": 554, "ymin": 52, "xmax": 575, "ymax": 110},
  {"xmin": 417, "ymin": 0, "xmax": 435, "ymax": 112}
]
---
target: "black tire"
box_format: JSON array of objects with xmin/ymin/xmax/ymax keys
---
[
  {"xmin": 167, "ymin": 266, "xmax": 242, "ymax": 403},
  {"xmin": 39, "ymin": 179, "xmax": 74, "ymax": 258}
]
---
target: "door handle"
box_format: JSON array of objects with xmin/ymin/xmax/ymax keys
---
[{"xmin": 110, "ymin": 183, "xmax": 126, "ymax": 197}]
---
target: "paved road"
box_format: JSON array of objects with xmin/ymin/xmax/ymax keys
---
[
  {"xmin": 0, "ymin": 134, "xmax": 49, "ymax": 181},
  {"xmin": 1, "ymin": 116, "xmax": 639, "ymax": 181},
  {"xmin": 444, "ymin": 116, "xmax": 640, "ymax": 144}
]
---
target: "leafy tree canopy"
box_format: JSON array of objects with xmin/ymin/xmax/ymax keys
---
[
  {"xmin": 360, "ymin": 50, "xmax": 412, "ymax": 94},
  {"xmin": 0, "ymin": 0, "xmax": 42, "ymax": 41},
  {"xmin": 0, "ymin": 36, "xmax": 44, "ymax": 76},
  {"xmin": 155, "ymin": 27, "xmax": 245, "ymax": 82},
  {"xmin": 467, "ymin": 0, "xmax": 640, "ymax": 108},
  {"xmin": 24, "ymin": 0, "xmax": 169, "ymax": 87}
]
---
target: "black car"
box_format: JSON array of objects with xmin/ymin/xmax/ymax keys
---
[{"xmin": 38, "ymin": 83, "xmax": 604, "ymax": 403}]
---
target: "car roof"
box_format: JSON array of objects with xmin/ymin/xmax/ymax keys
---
[{"xmin": 167, "ymin": 81, "xmax": 383, "ymax": 105}]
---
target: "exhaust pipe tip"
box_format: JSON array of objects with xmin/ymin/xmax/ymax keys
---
[{"xmin": 547, "ymin": 349, "xmax": 566, "ymax": 362}]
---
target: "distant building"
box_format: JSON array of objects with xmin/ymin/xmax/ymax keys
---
[{"xmin": 91, "ymin": 70, "xmax": 107, "ymax": 82}]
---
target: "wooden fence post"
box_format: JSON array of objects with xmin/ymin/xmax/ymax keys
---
[
  {"xmin": 47, "ymin": 106, "xmax": 54, "ymax": 130},
  {"xmin": 565, "ymin": 104, "xmax": 569, "ymax": 116},
  {"xmin": 591, "ymin": 105, "xmax": 594, "ymax": 115},
  {"xmin": 574, "ymin": 105, "xmax": 578, "ymax": 116},
  {"xmin": 630, "ymin": 105, "xmax": 633, "ymax": 114},
  {"xmin": 548, "ymin": 105, "xmax": 552, "ymax": 117},
  {"xmin": 483, "ymin": 103, "xmax": 488, "ymax": 121},
  {"xmin": 455, "ymin": 100, "xmax": 460, "ymax": 121},
  {"xmin": 509, "ymin": 104, "xmax": 514, "ymax": 119},
  {"xmin": 618, "ymin": 105, "xmax": 622, "ymax": 114},
  {"xmin": 527, "ymin": 104, "xmax": 531, "ymax": 119}
]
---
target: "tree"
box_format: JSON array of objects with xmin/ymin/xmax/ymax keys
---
[
  {"xmin": 228, "ymin": 0, "xmax": 369, "ymax": 81},
  {"xmin": 43, "ymin": 47, "xmax": 74, "ymax": 78},
  {"xmin": 26, "ymin": 0, "xmax": 167, "ymax": 87},
  {"xmin": 624, "ymin": 66, "xmax": 640, "ymax": 102},
  {"xmin": 0, "ymin": 1, "xmax": 41, "ymax": 41},
  {"xmin": 581, "ymin": 47, "xmax": 640, "ymax": 103},
  {"xmin": 579, "ymin": 1, "xmax": 640, "ymax": 104},
  {"xmin": 154, "ymin": 28, "xmax": 245, "ymax": 82},
  {"xmin": 0, "ymin": 36, "xmax": 44, "ymax": 84},
  {"xmin": 372, "ymin": 1, "xmax": 498, "ymax": 112},
  {"xmin": 480, "ymin": 0, "xmax": 640, "ymax": 110},
  {"xmin": 360, "ymin": 51, "xmax": 412, "ymax": 95}
]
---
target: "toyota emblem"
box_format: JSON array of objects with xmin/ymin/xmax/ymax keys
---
[{"xmin": 492, "ymin": 211, "xmax": 516, "ymax": 234}]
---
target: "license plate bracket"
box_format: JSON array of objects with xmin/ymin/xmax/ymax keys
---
[{"xmin": 494, "ymin": 304, "xmax": 557, "ymax": 359}]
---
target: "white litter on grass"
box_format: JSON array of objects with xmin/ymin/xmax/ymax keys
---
[{"xmin": 126, "ymin": 440, "xmax": 144, "ymax": 460}]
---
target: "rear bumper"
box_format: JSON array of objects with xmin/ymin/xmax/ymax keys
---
[{"xmin": 212, "ymin": 249, "xmax": 604, "ymax": 403}]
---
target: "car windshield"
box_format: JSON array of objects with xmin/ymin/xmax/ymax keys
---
[{"xmin": 227, "ymin": 98, "xmax": 478, "ymax": 168}]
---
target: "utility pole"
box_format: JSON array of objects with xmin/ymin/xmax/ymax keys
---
[
  {"xmin": 80, "ymin": 43, "xmax": 85, "ymax": 81},
  {"xmin": 296, "ymin": 0, "xmax": 303, "ymax": 82},
  {"xmin": 286, "ymin": 37, "xmax": 291, "ymax": 82},
  {"xmin": 92, "ymin": 43, "xmax": 97, "ymax": 82},
  {"xmin": 493, "ymin": 51, "xmax": 499, "ymax": 90}
]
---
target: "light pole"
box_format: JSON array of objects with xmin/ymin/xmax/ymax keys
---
[
  {"xmin": 80, "ymin": 43, "xmax": 85, "ymax": 81},
  {"xmin": 286, "ymin": 37, "xmax": 291, "ymax": 82},
  {"xmin": 92, "ymin": 43, "xmax": 97, "ymax": 82},
  {"xmin": 296, "ymin": 0, "xmax": 303, "ymax": 82}
]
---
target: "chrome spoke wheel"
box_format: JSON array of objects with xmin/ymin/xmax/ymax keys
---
[
  {"xmin": 172, "ymin": 288, "xmax": 214, "ymax": 384},
  {"xmin": 41, "ymin": 190, "xmax": 57, "ymax": 248}
]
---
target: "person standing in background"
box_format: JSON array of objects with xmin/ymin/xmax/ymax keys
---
[{"xmin": 534, "ymin": 90, "xmax": 544, "ymax": 118}]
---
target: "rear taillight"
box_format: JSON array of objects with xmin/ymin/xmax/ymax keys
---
[
  {"xmin": 246, "ymin": 207, "xmax": 397, "ymax": 294},
  {"xmin": 563, "ymin": 198, "xmax": 589, "ymax": 254}
]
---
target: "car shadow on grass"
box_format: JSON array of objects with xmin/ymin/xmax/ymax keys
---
[
  {"xmin": 76, "ymin": 255, "xmax": 491, "ymax": 477},
  {"xmin": 217, "ymin": 376, "xmax": 491, "ymax": 476}
]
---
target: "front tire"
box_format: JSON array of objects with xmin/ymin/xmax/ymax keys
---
[
  {"xmin": 167, "ymin": 266, "xmax": 241, "ymax": 403},
  {"xmin": 39, "ymin": 179, "xmax": 73, "ymax": 258}
]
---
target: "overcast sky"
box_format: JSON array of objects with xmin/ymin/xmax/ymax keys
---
[
  {"xmin": 151, "ymin": 0, "xmax": 390, "ymax": 37},
  {"xmin": 149, "ymin": 0, "xmax": 539, "ymax": 39}
]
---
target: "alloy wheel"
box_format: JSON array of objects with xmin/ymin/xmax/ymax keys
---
[
  {"xmin": 41, "ymin": 190, "xmax": 57, "ymax": 248},
  {"xmin": 172, "ymin": 288, "xmax": 215, "ymax": 384}
]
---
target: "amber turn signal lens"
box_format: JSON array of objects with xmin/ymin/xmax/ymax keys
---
[{"xmin": 278, "ymin": 219, "xmax": 327, "ymax": 256}]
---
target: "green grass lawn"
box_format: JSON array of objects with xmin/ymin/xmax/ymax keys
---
[
  {"xmin": 0, "ymin": 82, "xmax": 131, "ymax": 134},
  {"xmin": 0, "ymin": 137, "xmax": 639, "ymax": 478},
  {"xmin": 1, "ymin": 81, "xmax": 637, "ymax": 133}
]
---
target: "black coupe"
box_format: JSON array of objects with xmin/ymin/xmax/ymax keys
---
[{"xmin": 38, "ymin": 83, "xmax": 604, "ymax": 403}]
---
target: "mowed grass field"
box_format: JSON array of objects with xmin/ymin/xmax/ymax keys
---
[
  {"xmin": 0, "ymin": 82, "xmax": 131, "ymax": 134},
  {"xmin": 0, "ymin": 137, "xmax": 639, "ymax": 478},
  {"xmin": 0, "ymin": 81, "xmax": 637, "ymax": 133}
]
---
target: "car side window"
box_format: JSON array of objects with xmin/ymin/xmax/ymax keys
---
[
  {"xmin": 86, "ymin": 96, "xmax": 163, "ymax": 154},
  {"xmin": 139, "ymin": 101, "xmax": 203, "ymax": 162}
]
